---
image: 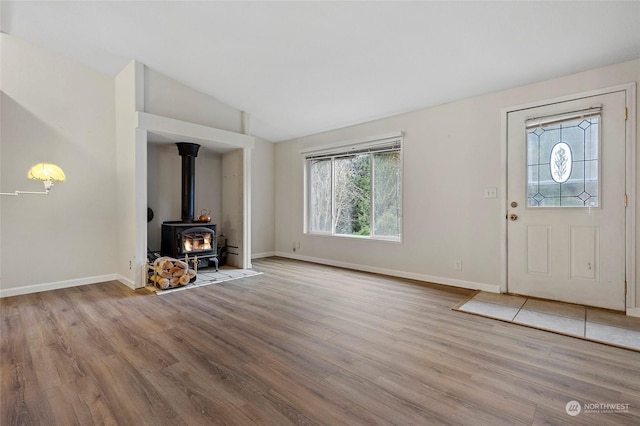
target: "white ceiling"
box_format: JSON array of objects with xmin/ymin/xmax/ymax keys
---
[{"xmin": 2, "ymin": 1, "xmax": 639, "ymax": 142}]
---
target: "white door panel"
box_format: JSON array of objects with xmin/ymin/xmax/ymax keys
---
[{"xmin": 507, "ymin": 91, "xmax": 626, "ymax": 310}]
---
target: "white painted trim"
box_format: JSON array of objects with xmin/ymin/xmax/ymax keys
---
[
  {"xmin": 137, "ymin": 112, "xmax": 255, "ymax": 149},
  {"xmin": 624, "ymin": 82, "xmax": 637, "ymax": 311},
  {"xmin": 241, "ymin": 113, "xmax": 252, "ymax": 270},
  {"xmin": 134, "ymin": 128, "xmax": 148, "ymax": 289},
  {"xmin": 302, "ymin": 153, "xmax": 309, "ymax": 234},
  {"xmin": 274, "ymin": 252, "xmax": 501, "ymax": 293},
  {"xmin": 243, "ymin": 147, "xmax": 252, "ymax": 269},
  {"xmin": 0, "ymin": 274, "xmax": 120, "ymax": 298},
  {"xmin": 501, "ymin": 83, "xmax": 637, "ymax": 310},
  {"xmin": 626, "ymin": 307, "xmax": 640, "ymax": 318},
  {"xmin": 252, "ymin": 251, "xmax": 276, "ymax": 259},
  {"xmin": 116, "ymin": 274, "xmax": 136, "ymax": 290},
  {"xmin": 499, "ymin": 109, "xmax": 509, "ymax": 294},
  {"xmin": 504, "ymin": 83, "xmax": 638, "ymax": 115}
]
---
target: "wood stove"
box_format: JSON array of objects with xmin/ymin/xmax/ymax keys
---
[
  {"xmin": 161, "ymin": 222, "xmax": 217, "ymax": 267},
  {"xmin": 160, "ymin": 142, "xmax": 218, "ymax": 270}
]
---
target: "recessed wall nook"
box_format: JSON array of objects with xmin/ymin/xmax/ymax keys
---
[{"xmin": 116, "ymin": 61, "xmax": 254, "ymax": 289}]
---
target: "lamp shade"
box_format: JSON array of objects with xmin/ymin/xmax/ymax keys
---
[{"xmin": 27, "ymin": 163, "xmax": 66, "ymax": 182}]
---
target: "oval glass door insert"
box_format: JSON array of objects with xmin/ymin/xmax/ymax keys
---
[{"xmin": 550, "ymin": 142, "xmax": 572, "ymax": 183}]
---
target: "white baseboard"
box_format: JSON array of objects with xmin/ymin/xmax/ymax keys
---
[
  {"xmin": 252, "ymin": 251, "xmax": 276, "ymax": 260},
  {"xmin": 0, "ymin": 274, "xmax": 119, "ymax": 298},
  {"xmin": 274, "ymin": 251, "xmax": 501, "ymax": 293},
  {"xmin": 116, "ymin": 274, "xmax": 137, "ymax": 290}
]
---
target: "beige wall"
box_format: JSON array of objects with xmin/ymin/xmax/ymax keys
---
[
  {"xmin": 144, "ymin": 67, "xmax": 243, "ymax": 134},
  {"xmin": 1, "ymin": 34, "xmax": 117, "ymax": 294},
  {"xmin": 221, "ymin": 149, "xmax": 244, "ymax": 267},
  {"xmin": 275, "ymin": 58, "xmax": 640, "ymax": 308}
]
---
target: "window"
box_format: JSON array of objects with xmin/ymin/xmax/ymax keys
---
[
  {"xmin": 526, "ymin": 108, "xmax": 600, "ymax": 207},
  {"xmin": 305, "ymin": 134, "xmax": 402, "ymax": 240}
]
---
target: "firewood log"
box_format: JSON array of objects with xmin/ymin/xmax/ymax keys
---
[
  {"xmin": 152, "ymin": 257, "xmax": 193, "ymax": 288},
  {"xmin": 157, "ymin": 278, "xmax": 170, "ymax": 289},
  {"xmin": 155, "ymin": 265, "xmax": 170, "ymax": 275}
]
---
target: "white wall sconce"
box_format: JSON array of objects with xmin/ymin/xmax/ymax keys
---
[{"xmin": 1, "ymin": 163, "xmax": 66, "ymax": 196}]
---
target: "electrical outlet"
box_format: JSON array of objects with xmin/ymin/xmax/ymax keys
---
[{"xmin": 454, "ymin": 260, "xmax": 462, "ymax": 271}]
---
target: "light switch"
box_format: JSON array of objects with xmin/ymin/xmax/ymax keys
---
[{"xmin": 484, "ymin": 188, "xmax": 497, "ymax": 198}]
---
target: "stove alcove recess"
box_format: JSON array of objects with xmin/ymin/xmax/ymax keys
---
[{"xmin": 160, "ymin": 142, "xmax": 219, "ymax": 270}]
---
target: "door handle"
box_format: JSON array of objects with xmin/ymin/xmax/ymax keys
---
[{"xmin": 509, "ymin": 214, "xmax": 518, "ymax": 221}]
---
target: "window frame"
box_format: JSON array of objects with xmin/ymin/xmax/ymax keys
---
[{"xmin": 303, "ymin": 133, "xmax": 403, "ymax": 242}]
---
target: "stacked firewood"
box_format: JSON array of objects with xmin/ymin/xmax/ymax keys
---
[{"xmin": 149, "ymin": 256, "xmax": 196, "ymax": 289}]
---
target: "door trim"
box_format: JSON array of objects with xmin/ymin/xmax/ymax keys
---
[{"xmin": 500, "ymin": 83, "xmax": 636, "ymax": 314}]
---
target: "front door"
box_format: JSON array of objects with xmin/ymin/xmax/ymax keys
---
[{"xmin": 507, "ymin": 90, "xmax": 627, "ymax": 310}]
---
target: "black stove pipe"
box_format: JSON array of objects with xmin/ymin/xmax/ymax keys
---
[{"xmin": 176, "ymin": 142, "xmax": 201, "ymax": 222}]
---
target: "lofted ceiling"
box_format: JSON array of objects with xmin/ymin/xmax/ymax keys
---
[{"xmin": 2, "ymin": 1, "xmax": 639, "ymax": 142}]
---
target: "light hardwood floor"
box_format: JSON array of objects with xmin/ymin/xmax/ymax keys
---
[{"xmin": 2, "ymin": 257, "xmax": 639, "ymax": 425}]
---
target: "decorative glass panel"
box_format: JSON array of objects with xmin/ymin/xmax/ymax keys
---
[{"xmin": 527, "ymin": 115, "xmax": 599, "ymax": 207}]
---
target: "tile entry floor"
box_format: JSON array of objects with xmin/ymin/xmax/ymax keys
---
[{"xmin": 454, "ymin": 291, "xmax": 640, "ymax": 352}]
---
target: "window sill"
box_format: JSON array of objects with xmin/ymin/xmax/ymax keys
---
[{"xmin": 305, "ymin": 231, "xmax": 402, "ymax": 244}]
